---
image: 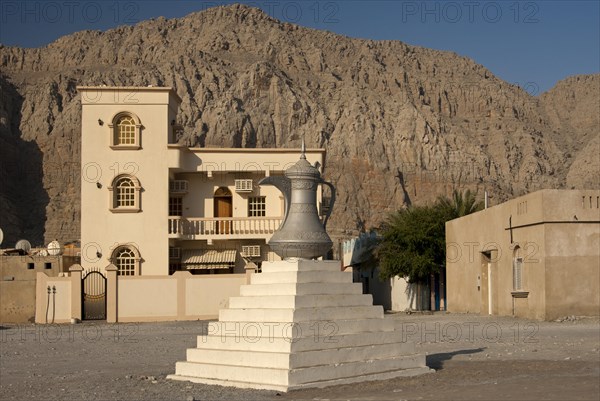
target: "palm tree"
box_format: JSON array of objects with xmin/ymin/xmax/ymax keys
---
[{"xmin": 437, "ymin": 189, "xmax": 484, "ymax": 220}]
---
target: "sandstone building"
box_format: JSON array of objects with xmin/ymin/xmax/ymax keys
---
[{"xmin": 446, "ymin": 189, "xmax": 600, "ymax": 320}]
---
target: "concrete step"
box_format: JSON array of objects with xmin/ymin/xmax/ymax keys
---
[
  {"xmin": 228, "ymin": 294, "xmax": 373, "ymax": 309},
  {"xmin": 168, "ymin": 366, "xmax": 433, "ymax": 392},
  {"xmin": 172, "ymin": 353, "xmax": 428, "ymax": 390},
  {"xmin": 218, "ymin": 305, "xmax": 383, "ymax": 323},
  {"xmin": 174, "ymin": 361, "xmax": 289, "ymax": 386},
  {"xmin": 186, "ymin": 348, "xmax": 289, "ymax": 369},
  {"xmin": 250, "ymin": 271, "xmax": 352, "ymax": 285},
  {"xmin": 195, "ymin": 329, "xmax": 408, "ymax": 353},
  {"xmin": 168, "ymin": 373, "xmax": 289, "ymax": 392},
  {"xmin": 290, "ymin": 341, "xmax": 417, "ymax": 369},
  {"xmin": 206, "ymin": 318, "xmax": 394, "ymax": 339},
  {"xmin": 289, "ymin": 354, "xmax": 428, "ymax": 385},
  {"xmin": 186, "ymin": 341, "xmax": 417, "ymax": 369},
  {"xmin": 239, "ymin": 282, "xmax": 363, "ymax": 296},
  {"xmin": 261, "ymin": 260, "xmax": 341, "ymax": 273}
]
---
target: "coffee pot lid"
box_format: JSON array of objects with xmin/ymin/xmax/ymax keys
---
[{"xmin": 285, "ymin": 138, "xmax": 321, "ymax": 178}]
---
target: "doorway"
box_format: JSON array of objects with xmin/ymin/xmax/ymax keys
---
[
  {"xmin": 214, "ymin": 187, "xmax": 232, "ymax": 234},
  {"xmin": 481, "ymin": 251, "xmax": 494, "ymax": 315},
  {"xmin": 82, "ymin": 268, "xmax": 106, "ymax": 320}
]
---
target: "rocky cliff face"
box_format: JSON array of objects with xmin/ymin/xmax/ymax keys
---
[
  {"xmin": 0, "ymin": 4, "xmax": 598, "ymax": 247},
  {"xmin": 538, "ymin": 74, "xmax": 600, "ymax": 189}
]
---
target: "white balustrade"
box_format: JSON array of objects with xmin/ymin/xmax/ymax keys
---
[{"xmin": 168, "ymin": 217, "xmax": 282, "ymax": 238}]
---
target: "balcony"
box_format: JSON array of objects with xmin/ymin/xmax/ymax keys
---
[{"xmin": 168, "ymin": 216, "xmax": 283, "ymax": 240}]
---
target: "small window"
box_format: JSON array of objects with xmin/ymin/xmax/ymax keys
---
[
  {"xmin": 44, "ymin": 262, "xmax": 52, "ymax": 270},
  {"xmin": 27, "ymin": 263, "xmax": 34, "ymax": 270},
  {"xmin": 513, "ymin": 247, "xmax": 523, "ymax": 290},
  {"xmin": 169, "ymin": 197, "xmax": 183, "ymax": 216},
  {"xmin": 248, "ymin": 196, "xmax": 266, "ymax": 217}
]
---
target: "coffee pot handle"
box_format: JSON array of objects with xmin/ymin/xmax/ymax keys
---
[{"xmin": 320, "ymin": 180, "xmax": 336, "ymax": 230}]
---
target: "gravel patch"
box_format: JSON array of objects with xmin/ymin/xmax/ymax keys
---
[{"xmin": 1, "ymin": 313, "xmax": 598, "ymax": 400}]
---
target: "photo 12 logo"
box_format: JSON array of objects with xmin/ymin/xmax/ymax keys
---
[
  {"xmin": 0, "ymin": 323, "xmax": 139, "ymax": 343},
  {"xmin": 1, "ymin": 1, "xmax": 140, "ymax": 24},
  {"xmin": 399, "ymin": 321, "xmax": 539, "ymax": 343},
  {"xmin": 207, "ymin": 1, "xmax": 341, "ymax": 24},
  {"xmin": 400, "ymin": 1, "xmax": 540, "ymax": 24}
]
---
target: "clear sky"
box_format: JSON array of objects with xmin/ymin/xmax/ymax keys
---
[{"xmin": 0, "ymin": 0, "xmax": 598, "ymax": 93}]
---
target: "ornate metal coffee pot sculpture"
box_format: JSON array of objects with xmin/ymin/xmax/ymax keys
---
[{"xmin": 258, "ymin": 140, "xmax": 336, "ymax": 259}]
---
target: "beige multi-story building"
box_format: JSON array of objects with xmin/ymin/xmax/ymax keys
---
[
  {"xmin": 78, "ymin": 86, "xmax": 326, "ymax": 276},
  {"xmin": 446, "ymin": 189, "xmax": 600, "ymax": 320}
]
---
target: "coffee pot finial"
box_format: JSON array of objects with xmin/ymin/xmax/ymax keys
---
[{"xmin": 300, "ymin": 136, "xmax": 306, "ymax": 159}]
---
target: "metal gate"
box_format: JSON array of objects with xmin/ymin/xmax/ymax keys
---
[{"xmin": 82, "ymin": 268, "xmax": 106, "ymax": 320}]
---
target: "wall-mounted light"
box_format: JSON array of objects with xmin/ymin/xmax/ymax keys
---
[
  {"xmin": 98, "ymin": 119, "xmax": 104, "ymax": 126},
  {"xmin": 96, "ymin": 182, "xmax": 102, "ymax": 189}
]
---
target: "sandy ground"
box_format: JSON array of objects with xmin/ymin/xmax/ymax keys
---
[{"xmin": 1, "ymin": 313, "xmax": 598, "ymax": 401}]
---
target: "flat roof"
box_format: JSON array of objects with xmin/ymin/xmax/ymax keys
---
[
  {"xmin": 167, "ymin": 145, "xmax": 327, "ymax": 168},
  {"xmin": 76, "ymin": 86, "xmax": 182, "ymax": 103},
  {"xmin": 186, "ymin": 147, "xmax": 325, "ymax": 153},
  {"xmin": 187, "ymin": 146, "xmax": 325, "ymax": 163}
]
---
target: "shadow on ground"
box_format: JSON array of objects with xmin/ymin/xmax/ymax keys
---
[{"xmin": 426, "ymin": 347, "xmax": 486, "ymax": 370}]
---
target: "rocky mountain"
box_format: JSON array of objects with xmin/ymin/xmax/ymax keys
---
[
  {"xmin": 0, "ymin": 4, "xmax": 598, "ymax": 247},
  {"xmin": 538, "ymin": 75, "xmax": 600, "ymax": 189}
]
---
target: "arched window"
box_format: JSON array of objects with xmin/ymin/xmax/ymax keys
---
[
  {"xmin": 109, "ymin": 175, "xmax": 141, "ymax": 212},
  {"xmin": 214, "ymin": 187, "xmax": 232, "ymax": 197},
  {"xmin": 111, "ymin": 245, "xmax": 140, "ymax": 276},
  {"xmin": 109, "ymin": 112, "xmax": 142, "ymax": 149},
  {"xmin": 117, "ymin": 116, "xmax": 136, "ymax": 145},
  {"xmin": 512, "ymin": 246, "xmax": 523, "ymax": 290},
  {"xmin": 116, "ymin": 177, "xmax": 135, "ymax": 207}
]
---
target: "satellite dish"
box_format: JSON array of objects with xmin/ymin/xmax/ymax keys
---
[
  {"xmin": 39, "ymin": 249, "xmax": 48, "ymax": 257},
  {"xmin": 47, "ymin": 240, "xmax": 63, "ymax": 256},
  {"xmin": 15, "ymin": 239, "xmax": 32, "ymax": 253},
  {"xmin": 0, "ymin": 228, "xmax": 3, "ymax": 246}
]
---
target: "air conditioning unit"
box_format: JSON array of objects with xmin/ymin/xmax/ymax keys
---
[
  {"xmin": 235, "ymin": 179, "xmax": 253, "ymax": 193},
  {"xmin": 169, "ymin": 247, "xmax": 181, "ymax": 259},
  {"xmin": 241, "ymin": 245, "xmax": 261, "ymax": 258},
  {"xmin": 169, "ymin": 180, "xmax": 188, "ymax": 193}
]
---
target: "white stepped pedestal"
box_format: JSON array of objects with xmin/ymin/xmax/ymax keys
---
[{"xmin": 168, "ymin": 260, "xmax": 433, "ymax": 392}]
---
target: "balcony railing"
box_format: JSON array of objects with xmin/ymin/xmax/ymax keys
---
[{"xmin": 168, "ymin": 217, "xmax": 283, "ymax": 238}]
